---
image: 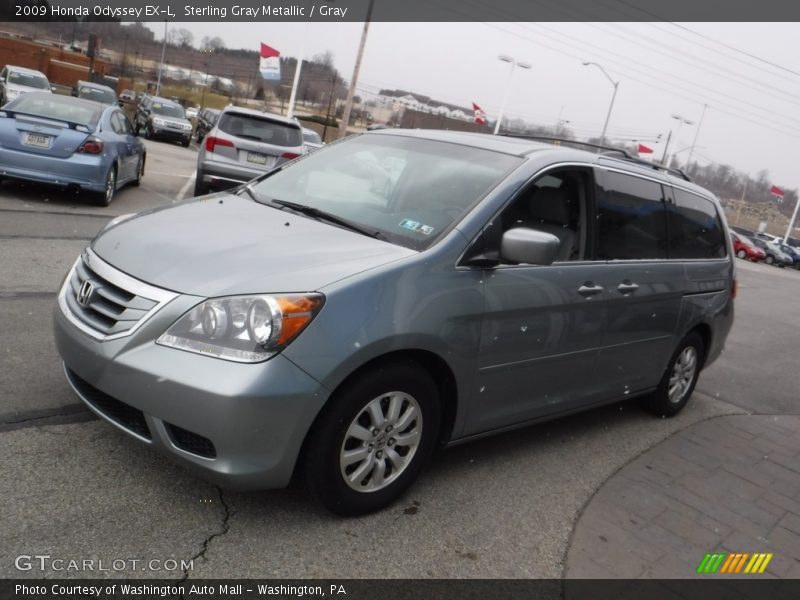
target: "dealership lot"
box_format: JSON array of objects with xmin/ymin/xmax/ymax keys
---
[{"xmin": 1, "ymin": 139, "xmax": 799, "ymax": 578}]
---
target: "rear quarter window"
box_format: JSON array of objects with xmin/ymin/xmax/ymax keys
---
[
  {"xmin": 218, "ymin": 113, "xmax": 302, "ymax": 147},
  {"xmin": 668, "ymin": 189, "xmax": 727, "ymax": 259}
]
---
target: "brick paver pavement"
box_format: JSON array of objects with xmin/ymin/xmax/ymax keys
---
[{"xmin": 566, "ymin": 415, "xmax": 800, "ymax": 579}]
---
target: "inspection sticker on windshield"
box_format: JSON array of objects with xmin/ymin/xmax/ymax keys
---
[{"xmin": 399, "ymin": 219, "xmax": 434, "ymax": 235}]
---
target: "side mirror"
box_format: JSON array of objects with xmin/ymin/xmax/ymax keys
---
[{"xmin": 500, "ymin": 228, "xmax": 561, "ymax": 265}]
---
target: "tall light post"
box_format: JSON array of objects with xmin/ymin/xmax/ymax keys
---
[
  {"xmin": 663, "ymin": 113, "xmax": 694, "ymax": 166},
  {"xmin": 493, "ymin": 54, "xmax": 531, "ymax": 135},
  {"xmin": 156, "ymin": 21, "xmax": 168, "ymax": 96},
  {"xmin": 582, "ymin": 62, "xmax": 618, "ymax": 147}
]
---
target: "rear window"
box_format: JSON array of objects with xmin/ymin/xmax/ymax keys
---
[
  {"xmin": 8, "ymin": 70, "xmax": 49, "ymax": 89},
  {"xmin": 668, "ymin": 189, "xmax": 727, "ymax": 259},
  {"xmin": 6, "ymin": 94, "xmax": 101, "ymax": 129},
  {"xmin": 218, "ymin": 112, "xmax": 302, "ymax": 147}
]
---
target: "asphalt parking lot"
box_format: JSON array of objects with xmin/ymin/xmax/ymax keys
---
[{"xmin": 1, "ymin": 139, "xmax": 799, "ymax": 579}]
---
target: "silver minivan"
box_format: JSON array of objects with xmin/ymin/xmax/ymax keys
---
[
  {"xmin": 194, "ymin": 106, "xmax": 304, "ymax": 196},
  {"xmin": 54, "ymin": 130, "xmax": 735, "ymax": 515}
]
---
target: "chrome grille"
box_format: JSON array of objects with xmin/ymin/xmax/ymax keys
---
[{"xmin": 58, "ymin": 248, "xmax": 178, "ymax": 340}]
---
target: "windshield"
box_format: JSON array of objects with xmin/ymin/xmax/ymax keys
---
[
  {"xmin": 8, "ymin": 71, "xmax": 49, "ymax": 89},
  {"xmin": 6, "ymin": 93, "xmax": 101, "ymax": 129},
  {"xmin": 78, "ymin": 86, "xmax": 116, "ymax": 104},
  {"xmin": 250, "ymin": 134, "xmax": 523, "ymax": 251},
  {"xmin": 303, "ymin": 129, "xmax": 322, "ymax": 144},
  {"xmin": 151, "ymin": 102, "xmax": 186, "ymax": 118},
  {"xmin": 218, "ymin": 112, "xmax": 303, "ymax": 147}
]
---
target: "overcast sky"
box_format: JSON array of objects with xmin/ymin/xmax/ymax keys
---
[{"xmin": 147, "ymin": 21, "xmax": 800, "ymax": 192}]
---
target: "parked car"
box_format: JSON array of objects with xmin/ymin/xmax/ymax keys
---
[
  {"xmin": 0, "ymin": 65, "xmax": 51, "ymax": 105},
  {"xmin": 194, "ymin": 107, "xmax": 220, "ymax": 144},
  {"xmin": 119, "ymin": 89, "xmax": 136, "ymax": 104},
  {"xmin": 194, "ymin": 106, "xmax": 304, "ymax": 196},
  {"xmin": 730, "ymin": 231, "xmax": 766, "ymax": 262},
  {"xmin": 185, "ymin": 105, "xmax": 199, "ymax": 120},
  {"xmin": 754, "ymin": 231, "xmax": 781, "ymax": 244},
  {"xmin": 302, "ymin": 127, "xmax": 324, "ymax": 152},
  {"xmin": 54, "ymin": 131, "xmax": 735, "ymax": 515},
  {"xmin": 73, "ymin": 80, "xmax": 117, "ymax": 106},
  {"xmin": 0, "ymin": 92, "xmax": 144, "ymax": 205},
  {"xmin": 750, "ymin": 237, "xmax": 793, "ymax": 266},
  {"xmin": 773, "ymin": 239, "xmax": 800, "ymax": 269},
  {"xmin": 135, "ymin": 95, "xmax": 192, "ymax": 147}
]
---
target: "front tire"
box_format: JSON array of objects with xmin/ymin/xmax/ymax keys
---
[
  {"xmin": 131, "ymin": 155, "xmax": 145, "ymax": 187},
  {"xmin": 640, "ymin": 332, "xmax": 705, "ymax": 417},
  {"xmin": 303, "ymin": 361, "xmax": 441, "ymax": 516},
  {"xmin": 765, "ymin": 255, "xmax": 774, "ymax": 265},
  {"xmin": 736, "ymin": 249, "xmax": 746, "ymax": 259}
]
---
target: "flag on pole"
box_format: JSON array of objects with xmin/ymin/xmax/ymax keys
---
[
  {"xmin": 770, "ymin": 185, "xmax": 784, "ymax": 201},
  {"xmin": 472, "ymin": 102, "xmax": 486, "ymax": 126},
  {"xmin": 637, "ymin": 143, "xmax": 653, "ymax": 154},
  {"xmin": 259, "ymin": 43, "xmax": 281, "ymax": 81}
]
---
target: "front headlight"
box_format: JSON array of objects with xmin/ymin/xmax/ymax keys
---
[
  {"xmin": 152, "ymin": 117, "xmax": 166, "ymax": 126},
  {"xmin": 157, "ymin": 293, "xmax": 324, "ymax": 363}
]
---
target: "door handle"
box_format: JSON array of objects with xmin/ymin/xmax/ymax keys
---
[
  {"xmin": 578, "ymin": 283, "xmax": 604, "ymax": 297},
  {"xmin": 617, "ymin": 282, "xmax": 640, "ymax": 294}
]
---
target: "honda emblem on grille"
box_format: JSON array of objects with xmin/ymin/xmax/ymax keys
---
[{"xmin": 77, "ymin": 280, "xmax": 94, "ymax": 307}]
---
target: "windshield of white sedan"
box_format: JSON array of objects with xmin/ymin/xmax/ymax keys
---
[
  {"xmin": 79, "ymin": 86, "xmax": 116, "ymax": 104},
  {"xmin": 8, "ymin": 71, "xmax": 49, "ymax": 89},
  {"xmin": 251, "ymin": 134, "xmax": 522, "ymax": 250}
]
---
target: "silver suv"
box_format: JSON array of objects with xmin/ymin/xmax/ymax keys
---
[
  {"xmin": 54, "ymin": 131, "xmax": 735, "ymax": 515},
  {"xmin": 194, "ymin": 106, "xmax": 304, "ymax": 196}
]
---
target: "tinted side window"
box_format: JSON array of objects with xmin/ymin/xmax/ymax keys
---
[
  {"xmin": 668, "ymin": 189, "xmax": 727, "ymax": 259},
  {"xmin": 594, "ymin": 170, "xmax": 667, "ymax": 260}
]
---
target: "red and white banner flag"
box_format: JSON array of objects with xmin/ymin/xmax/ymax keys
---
[
  {"xmin": 472, "ymin": 102, "xmax": 486, "ymax": 126},
  {"xmin": 637, "ymin": 143, "xmax": 653, "ymax": 154},
  {"xmin": 770, "ymin": 185, "xmax": 784, "ymax": 200},
  {"xmin": 259, "ymin": 43, "xmax": 281, "ymax": 81}
]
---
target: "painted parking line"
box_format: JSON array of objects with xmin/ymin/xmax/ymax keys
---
[{"xmin": 176, "ymin": 171, "xmax": 197, "ymax": 201}]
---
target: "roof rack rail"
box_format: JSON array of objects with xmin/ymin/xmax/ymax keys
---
[{"xmin": 501, "ymin": 134, "xmax": 692, "ymax": 182}]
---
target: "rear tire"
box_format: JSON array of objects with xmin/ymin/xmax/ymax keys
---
[
  {"xmin": 765, "ymin": 255, "xmax": 774, "ymax": 265},
  {"xmin": 95, "ymin": 166, "xmax": 117, "ymax": 207},
  {"xmin": 193, "ymin": 175, "xmax": 209, "ymax": 197},
  {"xmin": 641, "ymin": 332, "xmax": 704, "ymax": 417},
  {"xmin": 303, "ymin": 360, "xmax": 441, "ymax": 516}
]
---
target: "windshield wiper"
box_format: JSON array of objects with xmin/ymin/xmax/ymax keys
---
[
  {"xmin": 270, "ymin": 199, "xmax": 386, "ymax": 240},
  {"xmin": 237, "ymin": 183, "xmax": 262, "ymax": 202}
]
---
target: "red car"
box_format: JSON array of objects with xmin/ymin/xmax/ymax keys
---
[{"xmin": 731, "ymin": 231, "xmax": 766, "ymax": 261}]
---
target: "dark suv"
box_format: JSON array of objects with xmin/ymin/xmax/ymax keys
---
[
  {"xmin": 135, "ymin": 96, "xmax": 192, "ymax": 147},
  {"xmin": 194, "ymin": 108, "xmax": 220, "ymax": 144}
]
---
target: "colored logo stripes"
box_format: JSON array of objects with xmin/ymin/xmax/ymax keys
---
[{"xmin": 696, "ymin": 552, "xmax": 773, "ymax": 574}]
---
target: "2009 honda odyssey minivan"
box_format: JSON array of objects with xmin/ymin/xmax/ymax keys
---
[{"xmin": 54, "ymin": 130, "xmax": 735, "ymax": 515}]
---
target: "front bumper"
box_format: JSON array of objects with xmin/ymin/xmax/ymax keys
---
[
  {"xmin": 53, "ymin": 288, "xmax": 330, "ymax": 490},
  {"xmin": 151, "ymin": 125, "xmax": 191, "ymax": 142}
]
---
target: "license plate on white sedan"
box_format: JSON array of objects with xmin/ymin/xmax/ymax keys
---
[
  {"xmin": 246, "ymin": 152, "xmax": 270, "ymax": 166},
  {"xmin": 23, "ymin": 133, "xmax": 51, "ymax": 148}
]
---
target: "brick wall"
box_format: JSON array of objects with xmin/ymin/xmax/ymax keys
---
[{"xmin": 0, "ymin": 36, "xmax": 111, "ymax": 88}]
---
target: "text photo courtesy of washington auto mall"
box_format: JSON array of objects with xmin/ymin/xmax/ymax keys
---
[{"xmin": 1, "ymin": 1, "xmax": 800, "ymax": 599}]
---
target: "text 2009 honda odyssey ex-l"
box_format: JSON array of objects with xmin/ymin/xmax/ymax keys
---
[{"xmin": 54, "ymin": 131, "xmax": 734, "ymax": 515}]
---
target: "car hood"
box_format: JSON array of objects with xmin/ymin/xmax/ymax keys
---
[{"xmin": 91, "ymin": 194, "xmax": 416, "ymax": 297}]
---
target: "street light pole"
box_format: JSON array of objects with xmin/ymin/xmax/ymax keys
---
[
  {"xmin": 582, "ymin": 62, "xmax": 618, "ymax": 147},
  {"xmin": 493, "ymin": 54, "xmax": 531, "ymax": 135},
  {"xmin": 156, "ymin": 21, "xmax": 167, "ymax": 96},
  {"xmin": 686, "ymin": 103, "xmax": 707, "ymax": 172},
  {"xmin": 664, "ymin": 113, "xmax": 694, "ymax": 167},
  {"xmin": 784, "ymin": 195, "xmax": 800, "ymax": 243}
]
